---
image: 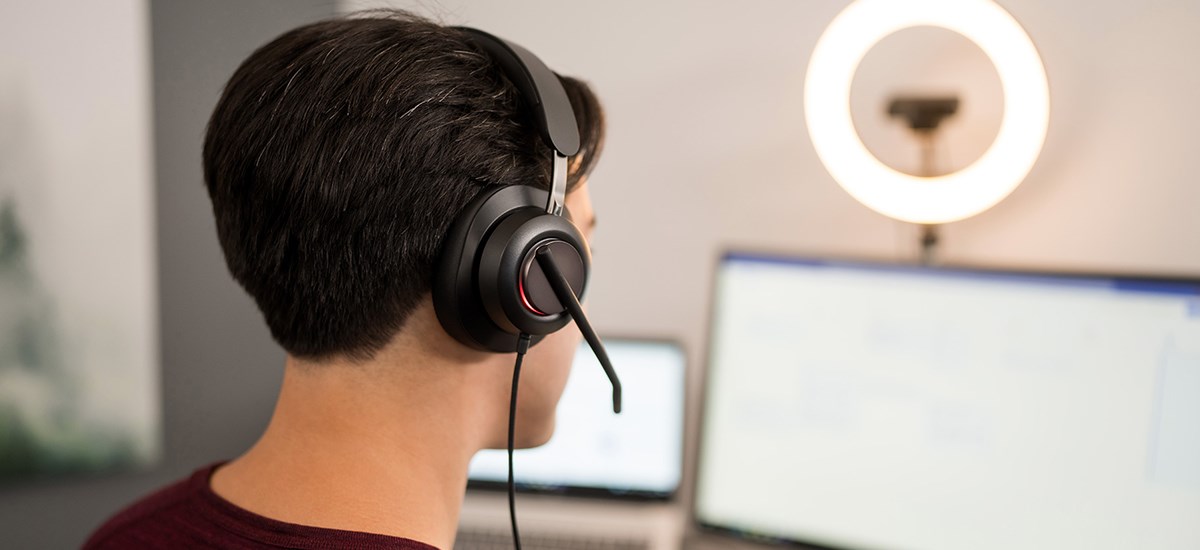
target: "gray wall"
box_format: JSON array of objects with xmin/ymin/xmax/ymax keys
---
[{"xmin": 0, "ymin": 2, "xmax": 335, "ymax": 547}]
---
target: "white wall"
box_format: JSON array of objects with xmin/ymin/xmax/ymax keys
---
[
  {"xmin": 342, "ymin": 0, "xmax": 1200, "ymax": 349},
  {"xmin": 343, "ymin": 0, "xmax": 1200, "ymax": 528}
]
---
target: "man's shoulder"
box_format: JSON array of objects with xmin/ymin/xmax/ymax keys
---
[
  {"xmin": 82, "ymin": 464, "xmax": 217, "ymax": 549},
  {"xmin": 83, "ymin": 462, "xmax": 441, "ymax": 550}
]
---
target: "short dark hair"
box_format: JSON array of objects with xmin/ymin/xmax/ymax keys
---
[{"xmin": 202, "ymin": 11, "xmax": 605, "ymax": 361}]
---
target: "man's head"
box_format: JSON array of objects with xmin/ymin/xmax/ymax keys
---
[{"xmin": 203, "ymin": 11, "xmax": 604, "ymax": 446}]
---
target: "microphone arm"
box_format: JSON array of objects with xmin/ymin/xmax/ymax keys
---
[{"xmin": 535, "ymin": 247, "xmax": 622, "ymax": 414}]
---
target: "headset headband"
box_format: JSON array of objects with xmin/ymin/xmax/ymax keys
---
[{"xmin": 455, "ymin": 26, "xmax": 579, "ymax": 216}]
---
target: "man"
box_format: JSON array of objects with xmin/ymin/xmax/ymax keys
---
[{"xmin": 85, "ymin": 10, "xmax": 605, "ymax": 550}]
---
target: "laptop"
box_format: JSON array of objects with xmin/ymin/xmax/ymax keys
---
[{"xmin": 456, "ymin": 338, "xmax": 687, "ymax": 550}]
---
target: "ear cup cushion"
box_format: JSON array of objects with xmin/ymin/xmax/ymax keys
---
[
  {"xmin": 433, "ymin": 185, "xmax": 556, "ymax": 352},
  {"xmin": 477, "ymin": 212, "xmax": 590, "ymax": 336}
]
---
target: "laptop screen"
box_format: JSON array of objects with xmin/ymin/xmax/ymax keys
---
[
  {"xmin": 696, "ymin": 253, "xmax": 1200, "ymax": 550},
  {"xmin": 468, "ymin": 338, "xmax": 686, "ymax": 499}
]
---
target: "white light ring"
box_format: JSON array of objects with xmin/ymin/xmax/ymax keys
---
[{"xmin": 804, "ymin": 0, "xmax": 1050, "ymax": 224}]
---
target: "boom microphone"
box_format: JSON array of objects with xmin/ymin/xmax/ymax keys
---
[{"xmin": 535, "ymin": 246, "xmax": 622, "ymax": 414}]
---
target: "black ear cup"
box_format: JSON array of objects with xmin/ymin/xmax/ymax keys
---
[
  {"xmin": 478, "ymin": 212, "xmax": 589, "ymax": 336},
  {"xmin": 433, "ymin": 185, "xmax": 590, "ymax": 353}
]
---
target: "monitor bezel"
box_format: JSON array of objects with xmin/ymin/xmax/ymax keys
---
[
  {"xmin": 467, "ymin": 335, "xmax": 688, "ymax": 502},
  {"xmin": 690, "ymin": 248, "xmax": 1200, "ymax": 548}
]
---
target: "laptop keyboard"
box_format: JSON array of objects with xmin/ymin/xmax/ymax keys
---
[{"xmin": 455, "ymin": 528, "xmax": 650, "ymax": 550}]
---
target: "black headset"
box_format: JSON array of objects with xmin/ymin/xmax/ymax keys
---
[
  {"xmin": 432, "ymin": 27, "xmax": 620, "ymax": 413},
  {"xmin": 432, "ymin": 27, "xmax": 586, "ymax": 352},
  {"xmin": 433, "ymin": 28, "xmax": 621, "ymax": 550}
]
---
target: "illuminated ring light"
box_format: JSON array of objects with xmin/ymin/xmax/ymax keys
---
[{"xmin": 804, "ymin": 0, "xmax": 1049, "ymax": 224}]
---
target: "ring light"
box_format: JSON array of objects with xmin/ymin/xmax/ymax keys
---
[{"xmin": 804, "ymin": 0, "xmax": 1049, "ymax": 224}]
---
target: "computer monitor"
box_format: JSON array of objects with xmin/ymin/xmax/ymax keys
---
[
  {"xmin": 469, "ymin": 338, "xmax": 686, "ymax": 499},
  {"xmin": 696, "ymin": 252, "xmax": 1200, "ymax": 550}
]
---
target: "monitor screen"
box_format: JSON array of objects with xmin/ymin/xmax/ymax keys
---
[
  {"xmin": 469, "ymin": 338, "xmax": 685, "ymax": 499},
  {"xmin": 696, "ymin": 253, "xmax": 1200, "ymax": 550}
]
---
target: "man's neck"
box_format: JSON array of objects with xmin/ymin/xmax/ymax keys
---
[{"xmin": 211, "ymin": 338, "xmax": 501, "ymax": 550}]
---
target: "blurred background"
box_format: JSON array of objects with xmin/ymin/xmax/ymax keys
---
[{"xmin": 1, "ymin": 0, "xmax": 1198, "ymax": 548}]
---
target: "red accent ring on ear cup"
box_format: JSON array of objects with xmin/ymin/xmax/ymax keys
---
[{"xmin": 518, "ymin": 276, "xmax": 549, "ymax": 316}]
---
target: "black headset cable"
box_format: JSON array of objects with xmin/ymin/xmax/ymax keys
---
[{"xmin": 507, "ymin": 333, "xmax": 531, "ymax": 550}]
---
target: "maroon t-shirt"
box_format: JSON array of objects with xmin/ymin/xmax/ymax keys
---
[{"xmin": 83, "ymin": 463, "xmax": 439, "ymax": 549}]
